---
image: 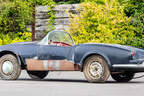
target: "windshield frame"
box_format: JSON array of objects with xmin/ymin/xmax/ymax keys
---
[{"xmin": 38, "ymin": 31, "xmax": 75, "ymax": 46}]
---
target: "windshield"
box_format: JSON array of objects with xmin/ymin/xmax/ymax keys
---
[{"xmin": 39, "ymin": 31, "xmax": 74, "ymax": 46}]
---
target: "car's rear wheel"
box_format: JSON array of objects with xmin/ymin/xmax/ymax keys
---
[
  {"xmin": 111, "ymin": 72, "xmax": 135, "ymax": 82},
  {"xmin": 27, "ymin": 71, "xmax": 49, "ymax": 80},
  {"xmin": 83, "ymin": 55, "xmax": 110, "ymax": 83},
  {"xmin": 0, "ymin": 54, "xmax": 21, "ymax": 80}
]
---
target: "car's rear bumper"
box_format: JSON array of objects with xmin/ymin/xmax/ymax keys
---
[{"xmin": 112, "ymin": 60, "xmax": 144, "ymax": 72}]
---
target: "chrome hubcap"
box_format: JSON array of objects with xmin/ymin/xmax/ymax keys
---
[
  {"xmin": 2, "ymin": 61, "xmax": 14, "ymax": 75},
  {"xmin": 89, "ymin": 62, "xmax": 103, "ymax": 79}
]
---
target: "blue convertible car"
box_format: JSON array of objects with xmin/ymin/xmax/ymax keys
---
[{"xmin": 0, "ymin": 31, "xmax": 144, "ymax": 82}]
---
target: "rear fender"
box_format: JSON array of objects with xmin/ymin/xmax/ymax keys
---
[{"xmin": 80, "ymin": 51, "xmax": 112, "ymax": 71}]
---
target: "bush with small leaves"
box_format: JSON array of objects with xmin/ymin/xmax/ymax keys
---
[{"xmin": 68, "ymin": 0, "xmax": 140, "ymax": 47}]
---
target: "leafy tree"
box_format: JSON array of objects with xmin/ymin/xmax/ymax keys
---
[
  {"xmin": 124, "ymin": 0, "xmax": 144, "ymax": 47},
  {"xmin": 0, "ymin": 0, "xmax": 55, "ymax": 41},
  {"xmin": 55, "ymin": 0, "xmax": 81, "ymax": 4},
  {"xmin": 24, "ymin": 0, "xmax": 56, "ymax": 41},
  {"xmin": 81, "ymin": 0, "xmax": 105, "ymax": 4},
  {"xmin": 0, "ymin": 0, "xmax": 55, "ymax": 45},
  {"xmin": 0, "ymin": 0, "xmax": 31, "ymax": 34},
  {"xmin": 68, "ymin": 0, "xmax": 140, "ymax": 47}
]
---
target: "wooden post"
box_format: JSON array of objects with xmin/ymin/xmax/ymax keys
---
[{"xmin": 31, "ymin": 4, "xmax": 36, "ymax": 41}]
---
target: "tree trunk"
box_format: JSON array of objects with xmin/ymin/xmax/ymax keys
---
[{"xmin": 31, "ymin": 4, "xmax": 36, "ymax": 41}]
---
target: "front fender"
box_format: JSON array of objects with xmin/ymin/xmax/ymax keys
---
[{"xmin": 0, "ymin": 50, "xmax": 22, "ymax": 67}]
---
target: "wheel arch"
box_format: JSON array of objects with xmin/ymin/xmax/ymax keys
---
[
  {"xmin": 80, "ymin": 52, "xmax": 112, "ymax": 71},
  {"xmin": 0, "ymin": 50, "xmax": 25, "ymax": 69}
]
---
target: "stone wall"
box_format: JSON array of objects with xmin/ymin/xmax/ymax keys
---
[{"xmin": 35, "ymin": 4, "xmax": 79, "ymax": 40}]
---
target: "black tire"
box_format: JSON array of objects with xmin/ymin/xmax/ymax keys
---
[
  {"xmin": 0, "ymin": 54, "xmax": 21, "ymax": 80},
  {"xmin": 111, "ymin": 72, "xmax": 135, "ymax": 82},
  {"xmin": 27, "ymin": 71, "xmax": 49, "ymax": 80},
  {"xmin": 83, "ymin": 55, "xmax": 110, "ymax": 83}
]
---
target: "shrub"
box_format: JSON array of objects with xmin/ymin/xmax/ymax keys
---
[
  {"xmin": 67, "ymin": 0, "xmax": 140, "ymax": 47},
  {"xmin": 0, "ymin": 32, "xmax": 31, "ymax": 45},
  {"xmin": 55, "ymin": 0, "xmax": 81, "ymax": 4},
  {"xmin": 0, "ymin": 0, "xmax": 56, "ymax": 44},
  {"xmin": 81, "ymin": 0, "xmax": 105, "ymax": 4},
  {"xmin": 0, "ymin": 0, "xmax": 32, "ymax": 34},
  {"xmin": 124, "ymin": 0, "xmax": 144, "ymax": 48},
  {"xmin": 27, "ymin": 0, "xmax": 56, "ymax": 32}
]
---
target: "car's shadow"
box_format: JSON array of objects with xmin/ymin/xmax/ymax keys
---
[{"xmin": 17, "ymin": 78, "xmax": 144, "ymax": 84}]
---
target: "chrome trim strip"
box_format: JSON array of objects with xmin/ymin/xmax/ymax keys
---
[{"xmin": 113, "ymin": 62, "xmax": 144, "ymax": 68}]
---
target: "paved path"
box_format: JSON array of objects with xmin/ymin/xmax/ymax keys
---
[{"xmin": 0, "ymin": 71, "xmax": 144, "ymax": 96}]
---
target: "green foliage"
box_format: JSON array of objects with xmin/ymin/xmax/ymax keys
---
[
  {"xmin": 54, "ymin": 0, "xmax": 105, "ymax": 4},
  {"xmin": 0, "ymin": 0, "xmax": 32, "ymax": 45},
  {"xmin": 55, "ymin": 0, "xmax": 81, "ymax": 4},
  {"xmin": 47, "ymin": 10, "xmax": 56, "ymax": 32},
  {"xmin": 124, "ymin": 0, "xmax": 144, "ymax": 47},
  {"xmin": 37, "ymin": 0, "xmax": 56, "ymax": 6},
  {"xmin": 0, "ymin": 0, "xmax": 56, "ymax": 44},
  {"xmin": 46, "ymin": 0, "xmax": 56, "ymax": 32},
  {"xmin": 25, "ymin": 0, "xmax": 56, "ymax": 6},
  {"xmin": 68, "ymin": 0, "xmax": 142, "ymax": 47},
  {"xmin": 0, "ymin": 32, "xmax": 31, "ymax": 45},
  {"xmin": 26, "ymin": 0, "xmax": 56, "ymax": 32},
  {"xmin": 81, "ymin": 0, "xmax": 105, "ymax": 4},
  {"xmin": 0, "ymin": 0, "xmax": 32, "ymax": 34}
]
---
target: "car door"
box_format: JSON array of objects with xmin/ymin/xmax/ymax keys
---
[
  {"xmin": 36, "ymin": 44, "xmax": 75, "ymax": 71},
  {"xmin": 38, "ymin": 45, "xmax": 73, "ymax": 61}
]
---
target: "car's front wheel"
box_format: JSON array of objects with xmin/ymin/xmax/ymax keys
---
[
  {"xmin": 83, "ymin": 55, "xmax": 110, "ymax": 83},
  {"xmin": 27, "ymin": 71, "xmax": 49, "ymax": 80},
  {"xmin": 111, "ymin": 72, "xmax": 135, "ymax": 82},
  {"xmin": 0, "ymin": 54, "xmax": 21, "ymax": 80}
]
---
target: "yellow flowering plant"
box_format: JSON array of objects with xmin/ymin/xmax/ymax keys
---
[
  {"xmin": 0, "ymin": 32, "xmax": 31, "ymax": 45},
  {"xmin": 67, "ymin": 0, "xmax": 143, "ymax": 47}
]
